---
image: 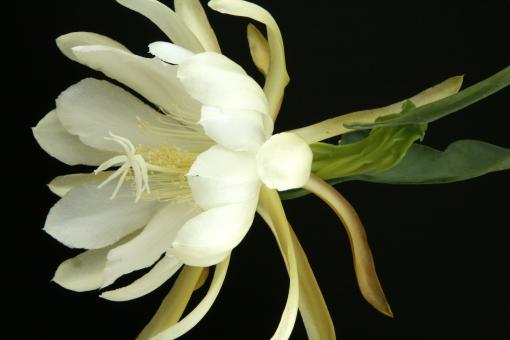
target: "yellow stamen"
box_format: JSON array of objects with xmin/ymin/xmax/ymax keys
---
[{"xmin": 135, "ymin": 145, "xmax": 198, "ymax": 203}]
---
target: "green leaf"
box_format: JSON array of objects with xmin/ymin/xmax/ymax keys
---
[
  {"xmin": 312, "ymin": 101, "xmax": 427, "ymax": 180},
  {"xmin": 281, "ymin": 140, "xmax": 510, "ymax": 200},
  {"xmin": 340, "ymin": 130, "xmax": 369, "ymax": 144},
  {"xmin": 345, "ymin": 66, "xmax": 510, "ymax": 129}
]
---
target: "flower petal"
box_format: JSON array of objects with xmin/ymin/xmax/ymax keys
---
[
  {"xmin": 199, "ymin": 106, "xmax": 269, "ymax": 151},
  {"xmin": 171, "ymin": 197, "xmax": 258, "ymax": 266},
  {"xmin": 33, "ymin": 110, "xmax": 113, "ymax": 166},
  {"xmin": 116, "ymin": 0, "xmax": 204, "ymax": 52},
  {"xmin": 187, "ymin": 145, "xmax": 260, "ymax": 210},
  {"xmin": 56, "ymin": 32, "xmax": 130, "ymax": 63},
  {"xmin": 174, "ymin": 0, "xmax": 221, "ymax": 53},
  {"xmin": 101, "ymin": 255, "xmax": 183, "ymax": 301},
  {"xmin": 148, "ymin": 41, "xmax": 195, "ymax": 64},
  {"xmin": 150, "ymin": 257, "xmax": 230, "ymax": 340},
  {"xmin": 44, "ymin": 179, "xmax": 163, "ymax": 249},
  {"xmin": 56, "ymin": 78, "xmax": 209, "ymax": 152},
  {"xmin": 53, "ymin": 248, "xmax": 109, "ymax": 292},
  {"xmin": 102, "ymin": 203, "xmax": 198, "ymax": 287},
  {"xmin": 177, "ymin": 52, "xmax": 269, "ymax": 114},
  {"xmin": 209, "ymin": 0, "xmax": 289, "ymax": 118},
  {"xmin": 52, "ymin": 232, "xmax": 138, "ymax": 292},
  {"xmin": 48, "ymin": 173, "xmax": 111, "ymax": 197},
  {"xmin": 256, "ymin": 132, "xmax": 313, "ymax": 191},
  {"xmin": 71, "ymin": 45, "xmax": 200, "ymax": 121}
]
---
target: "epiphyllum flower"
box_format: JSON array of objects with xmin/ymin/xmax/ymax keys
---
[
  {"xmin": 34, "ymin": 0, "xmax": 427, "ymax": 339},
  {"xmin": 34, "ymin": 0, "xmax": 314, "ymax": 338},
  {"xmin": 39, "ymin": 47, "xmax": 311, "ymax": 283}
]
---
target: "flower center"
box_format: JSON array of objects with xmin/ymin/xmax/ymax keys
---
[
  {"xmin": 136, "ymin": 145, "xmax": 197, "ymax": 203},
  {"xmin": 95, "ymin": 132, "xmax": 197, "ymax": 203}
]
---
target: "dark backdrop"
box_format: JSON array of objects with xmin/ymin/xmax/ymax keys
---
[{"xmin": 11, "ymin": 0, "xmax": 509, "ymax": 339}]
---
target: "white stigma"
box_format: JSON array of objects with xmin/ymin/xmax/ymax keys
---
[{"xmin": 95, "ymin": 132, "xmax": 150, "ymax": 202}]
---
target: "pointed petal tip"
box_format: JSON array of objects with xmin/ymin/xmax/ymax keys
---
[
  {"xmin": 98, "ymin": 292, "xmax": 112, "ymax": 301},
  {"xmin": 379, "ymin": 302, "xmax": 394, "ymax": 318},
  {"xmin": 364, "ymin": 293, "xmax": 393, "ymax": 318}
]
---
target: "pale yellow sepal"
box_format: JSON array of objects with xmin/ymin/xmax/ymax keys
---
[
  {"xmin": 150, "ymin": 257, "xmax": 230, "ymax": 340},
  {"xmin": 137, "ymin": 266, "xmax": 205, "ymax": 339},
  {"xmin": 257, "ymin": 206, "xmax": 336, "ymax": 340},
  {"xmin": 293, "ymin": 76, "xmax": 464, "ymax": 144},
  {"xmin": 247, "ymin": 23, "xmax": 270, "ymax": 76},
  {"xmin": 259, "ymin": 186, "xmax": 299, "ymax": 340},
  {"xmin": 175, "ymin": 0, "xmax": 221, "ymax": 53},
  {"xmin": 304, "ymin": 175, "xmax": 393, "ymax": 318}
]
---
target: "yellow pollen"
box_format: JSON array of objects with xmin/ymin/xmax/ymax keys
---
[
  {"xmin": 131, "ymin": 145, "xmax": 198, "ymax": 203},
  {"xmin": 137, "ymin": 145, "xmax": 197, "ymax": 173}
]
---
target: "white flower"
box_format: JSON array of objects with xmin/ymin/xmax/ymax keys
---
[{"xmin": 33, "ymin": 0, "xmax": 311, "ymax": 338}]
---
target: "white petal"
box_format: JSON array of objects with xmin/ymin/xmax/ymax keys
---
[
  {"xmin": 209, "ymin": 0, "xmax": 289, "ymax": 117},
  {"xmin": 182, "ymin": 50, "xmax": 246, "ymax": 74},
  {"xmin": 177, "ymin": 52, "xmax": 269, "ymax": 114},
  {"xmin": 151, "ymin": 256, "xmax": 230, "ymax": 340},
  {"xmin": 175, "ymin": 0, "xmax": 221, "ymax": 53},
  {"xmin": 44, "ymin": 179, "xmax": 163, "ymax": 249},
  {"xmin": 148, "ymin": 41, "xmax": 194, "ymax": 64},
  {"xmin": 101, "ymin": 255, "xmax": 183, "ymax": 301},
  {"xmin": 102, "ymin": 203, "xmax": 198, "ymax": 287},
  {"xmin": 71, "ymin": 45, "xmax": 201, "ymax": 121},
  {"xmin": 56, "ymin": 32, "xmax": 130, "ymax": 62},
  {"xmin": 53, "ymin": 248, "xmax": 109, "ymax": 292},
  {"xmin": 52, "ymin": 232, "xmax": 137, "ymax": 292},
  {"xmin": 48, "ymin": 173, "xmax": 110, "ymax": 197},
  {"xmin": 33, "ymin": 110, "xmax": 113, "ymax": 166},
  {"xmin": 256, "ymin": 132, "xmax": 313, "ymax": 191},
  {"xmin": 199, "ymin": 106, "xmax": 270, "ymax": 151},
  {"xmin": 56, "ymin": 78, "xmax": 208, "ymax": 152},
  {"xmin": 187, "ymin": 145, "xmax": 260, "ymax": 210},
  {"xmin": 171, "ymin": 196, "xmax": 258, "ymax": 266},
  {"xmin": 116, "ymin": 0, "xmax": 204, "ymax": 53}
]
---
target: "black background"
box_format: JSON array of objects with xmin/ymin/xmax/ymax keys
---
[{"xmin": 10, "ymin": 0, "xmax": 509, "ymax": 339}]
